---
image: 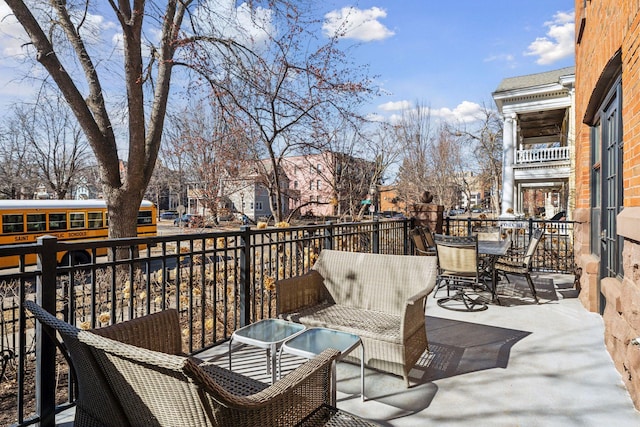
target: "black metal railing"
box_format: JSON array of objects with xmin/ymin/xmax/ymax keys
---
[
  {"xmin": 444, "ymin": 216, "xmax": 576, "ymax": 273},
  {"xmin": 2, "ymin": 219, "xmax": 408, "ymax": 427},
  {"xmin": 2, "ymin": 216, "xmax": 574, "ymax": 426}
]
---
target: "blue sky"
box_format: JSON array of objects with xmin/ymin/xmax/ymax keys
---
[
  {"xmin": 324, "ymin": 1, "xmax": 575, "ymax": 122},
  {"xmin": 0, "ymin": 1, "xmax": 575, "ymax": 123}
]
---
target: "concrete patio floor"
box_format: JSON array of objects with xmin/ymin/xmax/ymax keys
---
[{"xmin": 56, "ymin": 273, "xmax": 640, "ymax": 426}]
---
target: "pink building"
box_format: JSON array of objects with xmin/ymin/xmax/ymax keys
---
[{"xmin": 281, "ymin": 152, "xmax": 375, "ymax": 218}]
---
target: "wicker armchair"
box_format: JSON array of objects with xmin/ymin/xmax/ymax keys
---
[{"xmin": 25, "ymin": 301, "xmax": 377, "ymax": 427}]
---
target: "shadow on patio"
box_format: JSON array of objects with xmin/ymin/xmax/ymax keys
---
[{"xmin": 56, "ymin": 274, "xmax": 640, "ymax": 426}]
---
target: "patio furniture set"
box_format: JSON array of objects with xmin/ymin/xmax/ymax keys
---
[
  {"xmin": 25, "ymin": 301, "xmax": 377, "ymax": 426},
  {"xmin": 411, "ymin": 224, "xmax": 545, "ymax": 311},
  {"xmin": 24, "ymin": 230, "xmax": 543, "ymax": 426}
]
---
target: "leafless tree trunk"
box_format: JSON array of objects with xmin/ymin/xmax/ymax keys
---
[
  {"xmin": 5, "ymin": 1, "xmax": 188, "ymax": 237},
  {"xmin": 427, "ymin": 127, "xmax": 464, "ymax": 210},
  {"xmin": 193, "ymin": 5, "xmax": 373, "ymax": 222}
]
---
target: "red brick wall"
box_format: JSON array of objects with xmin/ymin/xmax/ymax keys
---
[{"xmin": 575, "ymin": 0, "xmax": 640, "ymax": 208}]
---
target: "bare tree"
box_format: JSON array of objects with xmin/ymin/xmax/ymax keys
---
[
  {"xmin": 394, "ymin": 103, "xmax": 437, "ymax": 206},
  {"xmin": 0, "ymin": 116, "xmax": 40, "ymax": 199},
  {"xmin": 291, "ymin": 119, "xmax": 397, "ymax": 220},
  {"xmin": 427, "ymin": 126, "xmax": 463, "ymax": 210},
  {"xmin": 145, "ymin": 159, "xmax": 180, "ymax": 212},
  {"xmin": 164, "ymin": 101, "xmax": 249, "ymax": 222},
  {"xmin": 191, "ymin": 4, "xmax": 374, "ymax": 222},
  {"xmin": 449, "ymin": 104, "xmax": 503, "ymax": 213},
  {"xmin": 12, "ymin": 91, "xmax": 90, "ymax": 199},
  {"xmin": 3, "ymin": 1, "xmax": 194, "ymax": 237}
]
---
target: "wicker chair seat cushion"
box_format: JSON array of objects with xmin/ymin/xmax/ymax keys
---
[{"xmin": 281, "ymin": 302, "xmax": 406, "ymax": 344}]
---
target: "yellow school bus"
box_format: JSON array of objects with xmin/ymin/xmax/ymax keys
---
[{"xmin": 0, "ymin": 199, "xmax": 157, "ymax": 268}]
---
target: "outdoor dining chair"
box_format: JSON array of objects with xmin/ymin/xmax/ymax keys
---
[
  {"xmin": 472, "ymin": 225, "xmax": 506, "ymax": 274},
  {"xmin": 410, "ymin": 227, "xmax": 436, "ymax": 256},
  {"xmin": 433, "ymin": 234, "xmax": 489, "ymax": 312},
  {"xmin": 492, "ymin": 227, "xmax": 545, "ymax": 304},
  {"xmin": 472, "ymin": 225, "xmax": 502, "ymax": 241},
  {"xmin": 25, "ymin": 301, "xmax": 378, "ymax": 426}
]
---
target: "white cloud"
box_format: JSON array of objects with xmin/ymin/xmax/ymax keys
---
[
  {"xmin": 378, "ymin": 100, "xmax": 412, "ymax": 111},
  {"xmin": 323, "ymin": 7, "xmax": 395, "ymax": 42},
  {"xmin": 524, "ymin": 10, "xmax": 575, "ymax": 65},
  {"xmin": 0, "ymin": 3, "xmax": 29, "ymax": 57},
  {"xmin": 191, "ymin": 0, "xmax": 273, "ymax": 48},
  {"xmin": 430, "ymin": 101, "xmax": 483, "ymax": 123},
  {"xmin": 377, "ymin": 101, "xmax": 483, "ymax": 125},
  {"xmin": 484, "ymin": 53, "xmax": 515, "ymax": 64}
]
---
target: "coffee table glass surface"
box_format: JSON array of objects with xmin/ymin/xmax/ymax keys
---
[
  {"xmin": 229, "ymin": 319, "xmax": 305, "ymax": 384},
  {"xmin": 280, "ymin": 327, "xmax": 365, "ymax": 401},
  {"xmin": 232, "ymin": 318, "xmax": 305, "ymax": 344},
  {"xmin": 280, "ymin": 327, "xmax": 361, "ymax": 358}
]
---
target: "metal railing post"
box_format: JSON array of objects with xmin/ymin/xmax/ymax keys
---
[
  {"xmin": 403, "ymin": 219, "xmax": 410, "ymax": 255},
  {"xmin": 528, "ymin": 218, "xmax": 534, "ymax": 247},
  {"xmin": 372, "ymin": 219, "xmax": 380, "ymax": 254},
  {"xmin": 239, "ymin": 226, "xmax": 252, "ymax": 327},
  {"xmin": 324, "ymin": 221, "xmax": 333, "ymax": 250},
  {"xmin": 35, "ymin": 236, "xmax": 58, "ymax": 427}
]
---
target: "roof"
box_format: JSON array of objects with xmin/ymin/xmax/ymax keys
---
[
  {"xmin": 493, "ymin": 66, "xmax": 575, "ymax": 93},
  {"xmin": 0, "ymin": 199, "xmax": 153, "ymax": 210}
]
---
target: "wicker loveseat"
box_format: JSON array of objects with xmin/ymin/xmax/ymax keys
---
[
  {"xmin": 25, "ymin": 301, "xmax": 377, "ymax": 427},
  {"xmin": 277, "ymin": 250, "xmax": 438, "ymax": 387}
]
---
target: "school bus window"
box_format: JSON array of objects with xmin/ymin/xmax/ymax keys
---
[
  {"xmin": 2, "ymin": 214, "xmax": 24, "ymax": 233},
  {"xmin": 49, "ymin": 213, "xmax": 67, "ymax": 230},
  {"xmin": 137, "ymin": 211, "xmax": 153, "ymax": 225},
  {"xmin": 70, "ymin": 212, "xmax": 85, "ymax": 229},
  {"xmin": 27, "ymin": 214, "xmax": 46, "ymax": 232},
  {"xmin": 88, "ymin": 212, "xmax": 103, "ymax": 229}
]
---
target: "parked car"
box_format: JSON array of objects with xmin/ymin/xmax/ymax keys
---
[
  {"xmin": 174, "ymin": 214, "xmax": 203, "ymax": 227},
  {"xmin": 160, "ymin": 211, "xmax": 179, "ymax": 220}
]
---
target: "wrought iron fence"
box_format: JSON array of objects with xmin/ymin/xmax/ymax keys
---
[
  {"xmin": 444, "ymin": 216, "xmax": 576, "ymax": 273},
  {"xmin": 1, "ymin": 219, "xmax": 407, "ymax": 427},
  {"xmin": 1, "ymin": 215, "xmax": 573, "ymax": 426}
]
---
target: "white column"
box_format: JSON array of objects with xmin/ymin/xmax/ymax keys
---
[{"xmin": 501, "ymin": 114, "xmax": 516, "ymax": 217}]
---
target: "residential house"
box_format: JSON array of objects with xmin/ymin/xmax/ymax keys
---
[
  {"xmin": 280, "ymin": 152, "xmax": 375, "ymax": 218},
  {"xmin": 378, "ymin": 185, "xmax": 406, "ymax": 214},
  {"xmin": 492, "ymin": 67, "xmax": 575, "ymax": 219},
  {"xmin": 221, "ymin": 173, "xmax": 273, "ymax": 222},
  {"xmin": 574, "ymin": 0, "xmax": 640, "ymax": 408}
]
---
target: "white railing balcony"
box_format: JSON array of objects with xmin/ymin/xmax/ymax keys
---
[{"xmin": 516, "ymin": 146, "xmax": 570, "ymax": 164}]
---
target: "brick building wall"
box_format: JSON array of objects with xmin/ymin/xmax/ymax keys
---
[{"xmin": 574, "ymin": 0, "xmax": 640, "ymax": 408}]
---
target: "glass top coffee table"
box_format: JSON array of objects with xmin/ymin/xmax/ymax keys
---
[
  {"xmin": 229, "ymin": 319, "xmax": 305, "ymax": 384},
  {"xmin": 279, "ymin": 327, "xmax": 365, "ymax": 402}
]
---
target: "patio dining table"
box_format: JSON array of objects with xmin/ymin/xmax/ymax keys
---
[{"xmin": 478, "ymin": 239, "xmax": 510, "ymax": 303}]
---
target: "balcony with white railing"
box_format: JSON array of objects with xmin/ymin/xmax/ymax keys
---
[
  {"xmin": 514, "ymin": 146, "xmax": 571, "ymax": 181},
  {"xmin": 516, "ymin": 146, "xmax": 570, "ymax": 164}
]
